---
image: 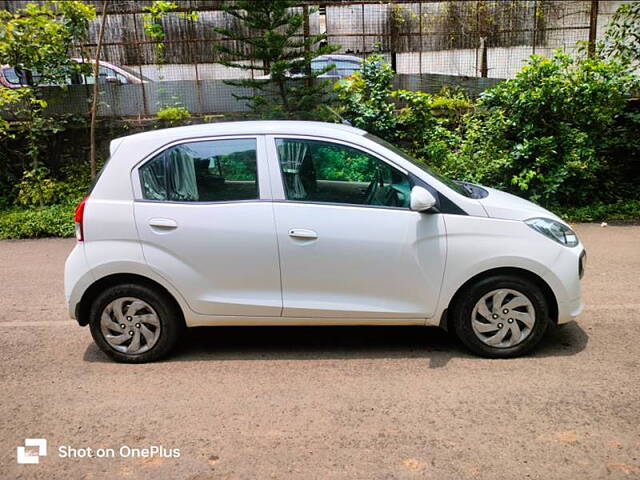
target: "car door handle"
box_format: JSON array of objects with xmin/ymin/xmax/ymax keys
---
[
  {"xmin": 288, "ymin": 228, "xmax": 318, "ymax": 239},
  {"xmin": 148, "ymin": 218, "xmax": 178, "ymax": 229}
]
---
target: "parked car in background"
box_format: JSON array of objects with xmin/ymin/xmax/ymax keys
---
[
  {"xmin": 255, "ymin": 54, "xmax": 362, "ymax": 80},
  {"xmin": 310, "ymin": 54, "xmax": 362, "ymax": 78},
  {"xmin": 0, "ymin": 58, "xmax": 148, "ymax": 88},
  {"xmin": 65, "ymin": 121, "xmax": 585, "ymax": 363}
]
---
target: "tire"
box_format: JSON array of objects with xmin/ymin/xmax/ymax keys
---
[
  {"xmin": 451, "ymin": 275, "xmax": 549, "ymax": 358},
  {"xmin": 89, "ymin": 283, "xmax": 183, "ymax": 363}
]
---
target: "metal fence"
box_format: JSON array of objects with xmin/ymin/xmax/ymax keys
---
[{"xmin": 0, "ymin": 0, "xmax": 627, "ymax": 117}]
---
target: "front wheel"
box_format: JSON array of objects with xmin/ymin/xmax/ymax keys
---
[
  {"xmin": 89, "ymin": 283, "xmax": 183, "ymax": 363},
  {"xmin": 451, "ymin": 275, "xmax": 549, "ymax": 358}
]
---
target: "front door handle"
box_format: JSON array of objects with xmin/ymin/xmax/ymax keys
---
[
  {"xmin": 148, "ymin": 218, "xmax": 178, "ymax": 229},
  {"xmin": 288, "ymin": 228, "xmax": 318, "ymax": 240}
]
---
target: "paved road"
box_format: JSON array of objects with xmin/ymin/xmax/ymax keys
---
[{"xmin": 1, "ymin": 224, "xmax": 639, "ymax": 479}]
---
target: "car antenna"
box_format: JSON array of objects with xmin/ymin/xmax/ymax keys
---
[{"xmin": 324, "ymin": 105, "xmax": 352, "ymax": 126}]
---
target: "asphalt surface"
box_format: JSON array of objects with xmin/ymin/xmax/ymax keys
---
[{"xmin": 1, "ymin": 224, "xmax": 639, "ymax": 479}]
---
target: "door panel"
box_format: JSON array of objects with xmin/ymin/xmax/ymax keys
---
[
  {"xmin": 136, "ymin": 202, "xmax": 281, "ymax": 316},
  {"xmin": 274, "ymin": 203, "xmax": 446, "ymax": 319},
  {"xmin": 134, "ymin": 136, "xmax": 282, "ymax": 317},
  {"xmin": 269, "ymin": 136, "xmax": 447, "ymax": 319}
]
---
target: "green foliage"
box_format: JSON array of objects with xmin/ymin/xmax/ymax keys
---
[
  {"xmin": 143, "ymin": 1, "xmax": 178, "ymax": 42},
  {"xmin": 0, "ymin": 1, "xmax": 95, "ymax": 87},
  {"xmin": 15, "ymin": 167, "xmax": 58, "ymax": 207},
  {"xmin": 392, "ymin": 87, "xmax": 471, "ymax": 169},
  {"xmin": 0, "ymin": 203, "xmax": 75, "ymax": 239},
  {"xmin": 54, "ymin": 162, "xmax": 95, "ymax": 204},
  {"xmin": 0, "ymin": 88, "xmax": 43, "ymax": 140},
  {"xmin": 217, "ymin": 151, "xmax": 257, "ymax": 181},
  {"xmin": 0, "ymin": 87, "xmax": 85, "ymax": 177},
  {"xmin": 0, "ymin": 1, "xmax": 93, "ymax": 190},
  {"xmin": 334, "ymin": 54, "xmax": 396, "ymax": 138},
  {"xmin": 457, "ymin": 52, "xmax": 639, "ymax": 205},
  {"xmin": 156, "ymin": 105, "xmax": 191, "ymax": 124},
  {"xmin": 143, "ymin": 1, "xmax": 198, "ymax": 61},
  {"xmin": 15, "ymin": 162, "xmax": 92, "ymax": 207},
  {"xmin": 214, "ymin": 0, "xmax": 339, "ymax": 117},
  {"xmin": 0, "ymin": 88, "xmax": 73, "ymax": 168},
  {"xmin": 337, "ymin": 52, "xmax": 639, "ymax": 210},
  {"xmin": 314, "ymin": 145, "xmax": 373, "ymax": 182},
  {"xmin": 600, "ymin": 1, "xmax": 640, "ymax": 64},
  {"xmin": 555, "ymin": 200, "xmax": 640, "ymax": 224}
]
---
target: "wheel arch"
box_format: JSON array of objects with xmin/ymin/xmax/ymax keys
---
[
  {"xmin": 439, "ymin": 267, "xmax": 558, "ymax": 331},
  {"xmin": 76, "ymin": 273, "xmax": 186, "ymax": 327}
]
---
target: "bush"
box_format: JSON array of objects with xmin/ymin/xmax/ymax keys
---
[
  {"xmin": 15, "ymin": 167, "xmax": 58, "ymax": 207},
  {"xmin": 555, "ymin": 200, "xmax": 640, "ymax": 224},
  {"xmin": 0, "ymin": 204, "xmax": 75, "ymax": 239},
  {"xmin": 15, "ymin": 162, "xmax": 93, "ymax": 207},
  {"xmin": 392, "ymin": 88, "xmax": 471, "ymax": 170},
  {"xmin": 456, "ymin": 52, "xmax": 640, "ymax": 206},
  {"xmin": 337, "ymin": 52, "xmax": 640, "ymax": 211},
  {"xmin": 156, "ymin": 105, "xmax": 191, "ymax": 125},
  {"xmin": 334, "ymin": 54, "xmax": 397, "ymax": 138}
]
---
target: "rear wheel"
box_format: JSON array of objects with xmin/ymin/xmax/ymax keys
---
[
  {"xmin": 89, "ymin": 283, "xmax": 183, "ymax": 363},
  {"xmin": 451, "ymin": 275, "xmax": 549, "ymax": 358}
]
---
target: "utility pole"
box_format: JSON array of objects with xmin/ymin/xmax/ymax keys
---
[{"xmin": 588, "ymin": 0, "xmax": 599, "ymax": 57}]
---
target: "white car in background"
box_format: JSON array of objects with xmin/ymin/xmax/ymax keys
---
[
  {"xmin": 65, "ymin": 121, "xmax": 585, "ymax": 363},
  {"xmin": 255, "ymin": 54, "xmax": 362, "ymax": 79},
  {"xmin": 0, "ymin": 58, "xmax": 148, "ymax": 88}
]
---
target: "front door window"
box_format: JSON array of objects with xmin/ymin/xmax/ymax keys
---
[{"xmin": 275, "ymin": 138, "xmax": 411, "ymax": 208}]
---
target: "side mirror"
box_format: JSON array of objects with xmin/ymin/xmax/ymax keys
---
[{"xmin": 410, "ymin": 186, "xmax": 437, "ymax": 212}]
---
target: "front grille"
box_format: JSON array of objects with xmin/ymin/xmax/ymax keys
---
[{"xmin": 579, "ymin": 250, "xmax": 587, "ymax": 279}]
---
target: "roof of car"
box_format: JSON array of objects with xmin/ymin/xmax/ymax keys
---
[
  {"xmin": 112, "ymin": 120, "xmax": 367, "ymax": 154},
  {"xmin": 314, "ymin": 54, "xmax": 362, "ymax": 62}
]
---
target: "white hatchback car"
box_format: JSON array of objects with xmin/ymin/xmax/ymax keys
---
[{"xmin": 65, "ymin": 121, "xmax": 585, "ymax": 363}]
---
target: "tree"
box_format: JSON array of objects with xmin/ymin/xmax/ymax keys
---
[
  {"xmin": 0, "ymin": 1, "xmax": 95, "ymax": 87},
  {"xmin": 213, "ymin": 0, "xmax": 339, "ymax": 118},
  {"xmin": 0, "ymin": 1, "xmax": 95, "ymax": 195}
]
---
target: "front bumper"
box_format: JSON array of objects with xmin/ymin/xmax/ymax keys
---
[
  {"xmin": 579, "ymin": 249, "xmax": 587, "ymax": 279},
  {"xmin": 557, "ymin": 296, "xmax": 583, "ymax": 324},
  {"xmin": 542, "ymin": 245, "xmax": 585, "ymax": 325}
]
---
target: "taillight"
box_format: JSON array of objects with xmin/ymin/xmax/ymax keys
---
[{"xmin": 74, "ymin": 197, "xmax": 87, "ymax": 241}]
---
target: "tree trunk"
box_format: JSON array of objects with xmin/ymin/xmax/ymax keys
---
[{"xmin": 89, "ymin": 0, "xmax": 108, "ymax": 179}]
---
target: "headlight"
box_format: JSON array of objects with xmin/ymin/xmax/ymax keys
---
[{"xmin": 525, "ymin": 217, "xmax": 579, "ymax": 247}]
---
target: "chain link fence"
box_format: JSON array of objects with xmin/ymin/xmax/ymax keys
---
[{"xmin": 0, "ymin": 0, "xmax": 627, "ymax": 117}]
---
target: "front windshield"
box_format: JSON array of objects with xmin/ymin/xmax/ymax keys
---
[
  {"xmin": 364, "ymin": 133, "xmax": 469, "ymax": 196},
  {"xmin": 117, "ymin": 64, "xmax": 151, "ymax": 81},
  {"xmin": 2, "ymin": 67, "xmax": 21, "ymax": 85}
]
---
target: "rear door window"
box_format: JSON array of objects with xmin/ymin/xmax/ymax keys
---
[{"xmin": 139, "ymin": 138, "xmax": 259, "ymax": 202}]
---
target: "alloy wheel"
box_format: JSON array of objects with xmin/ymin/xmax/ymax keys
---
[
  {"xmin": 100, "ymin": 297, "xmax": 161, "ymax": 354},
  {"xmin": 470, "ymin": 289, "xmax": 536, "ymax": 348}
]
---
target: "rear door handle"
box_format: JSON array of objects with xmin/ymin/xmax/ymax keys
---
[
  {"xmin": 148, "ymin": 218, "xmax": 178, "ymax": 229},
  {"xmin": 288, "ymin": 228, "xmax": 318, "ymax": 240}
]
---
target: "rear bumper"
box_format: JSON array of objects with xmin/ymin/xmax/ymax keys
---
[{"xmin": 64, "ymin": 243, "xmax": 93, "ymax": 321}]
